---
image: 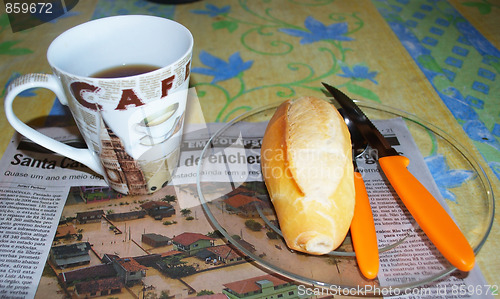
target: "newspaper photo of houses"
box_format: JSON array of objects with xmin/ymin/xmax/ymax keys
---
[
  {"xmin": 27, "ymin": 118, "xmax": 372, "ymax": 299},
  {"xmin": 37, "ymin": 181, "xmax": 311, "ymax": 299}
]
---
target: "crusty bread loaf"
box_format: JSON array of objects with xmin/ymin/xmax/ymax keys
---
[{"xmin": 261, "ymin": 96, "xmax": 355, "ymax": 255}]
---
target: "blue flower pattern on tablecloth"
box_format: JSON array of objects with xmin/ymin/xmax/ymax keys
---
[
  {"xmin": 188, "ymin": 4, "xmax": 384, "ymax": 115},
  {"xmin": 425, "ymin": 154, "xmax": 474, "ymax": 203},
  {"xmin": 279, "ymin": 16, "xmax": 354, "ymax": 44},
  {"xmin": 338, "ymin": 65, "xmax": 379, "ymax": 84},
  {"xmin": 191, "ymin": 4, "xmax": 230, "ymax": 17},
  {"xmin": 192, "ymin": 51, "xmax": 253, "ymax": 84}
]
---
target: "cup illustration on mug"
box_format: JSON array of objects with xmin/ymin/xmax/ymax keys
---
[{"xmin": 136, "ymin": 102, "xmax": 181, "ymax": 146}]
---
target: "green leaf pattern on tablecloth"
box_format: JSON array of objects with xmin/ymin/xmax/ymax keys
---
[
  {"xmin": 0, "ymin": 14, "xmax": 33, "ymax": 56},
  {"xmin": 190, "ymin": 1, "xmax": 380, "ymax": 122},
  {"xmin": 461, "ymin": 0, "xmax": 500, "ymax": 15}
]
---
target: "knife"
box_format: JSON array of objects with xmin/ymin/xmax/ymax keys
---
[
  {"xmin": 351, "ymin": 166, "xmax": 379, "ymax": 279},
  {"xmin": 337, "ymin": 107, "xmax": 380, "ymax": 279},
  {"xmin": 322, "ymin": 82, "xmax": 475, "ymax": 272}
]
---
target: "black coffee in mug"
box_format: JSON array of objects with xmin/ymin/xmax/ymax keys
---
[{"xmin": 92, "ymin": 64, "xmax": 160, "ymax": 78}]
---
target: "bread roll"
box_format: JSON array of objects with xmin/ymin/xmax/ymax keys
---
[{"xmin": 261, "ymin": 96, "xmax": 355, "ymax": 255}]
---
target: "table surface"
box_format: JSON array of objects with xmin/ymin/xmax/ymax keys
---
[{"xmin": 0, "ymin": 0, "xmax": 499, "ymax": 297}]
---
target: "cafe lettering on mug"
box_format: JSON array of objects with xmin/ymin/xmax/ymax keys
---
[
  {"xmin": 69, "ymin": 73, "xmax": 181, "ymax": 111},
  {"xmin": 64, "ymin": 60, "xmax": 191, "ymax": 196}
]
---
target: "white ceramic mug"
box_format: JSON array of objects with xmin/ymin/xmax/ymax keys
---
[{"xmin": 4, "ymin": 15, "xmax": 193, "ymax": 195}]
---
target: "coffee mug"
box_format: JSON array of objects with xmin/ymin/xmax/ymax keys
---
[{"xmin": 4, "ymin": 15, "xmax": 193, "ymax": 195}]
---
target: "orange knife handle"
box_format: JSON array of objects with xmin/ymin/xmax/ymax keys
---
[
  {"xmin": 351, "ymin": 171, "xmax": 379, "ymax": 279},
  {"xmin": 378, "ymin": 155, "xmax": 475, "ymax": 272}
]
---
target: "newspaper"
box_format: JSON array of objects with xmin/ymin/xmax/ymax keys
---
[
  {"xmin": 0, "ymin": 127, "xmax": 107, "ymax": 298},
  {"xmin": 0, "ymin": 117, "xmax": 494, "ymax": 298}
]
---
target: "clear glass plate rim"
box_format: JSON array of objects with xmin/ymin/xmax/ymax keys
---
[{"xmin": 195, "ymin": 99, "xmax": 495, "ymax": 293}]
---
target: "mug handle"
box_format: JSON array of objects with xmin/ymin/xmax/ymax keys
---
[{"xmin": 4, "ymin": 73, "xmax": 104, "ymax": 175}]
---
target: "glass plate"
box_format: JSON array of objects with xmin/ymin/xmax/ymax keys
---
[{"xmin": 196, "ymin": 100, "xmax": 494, "ymax": 294}]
